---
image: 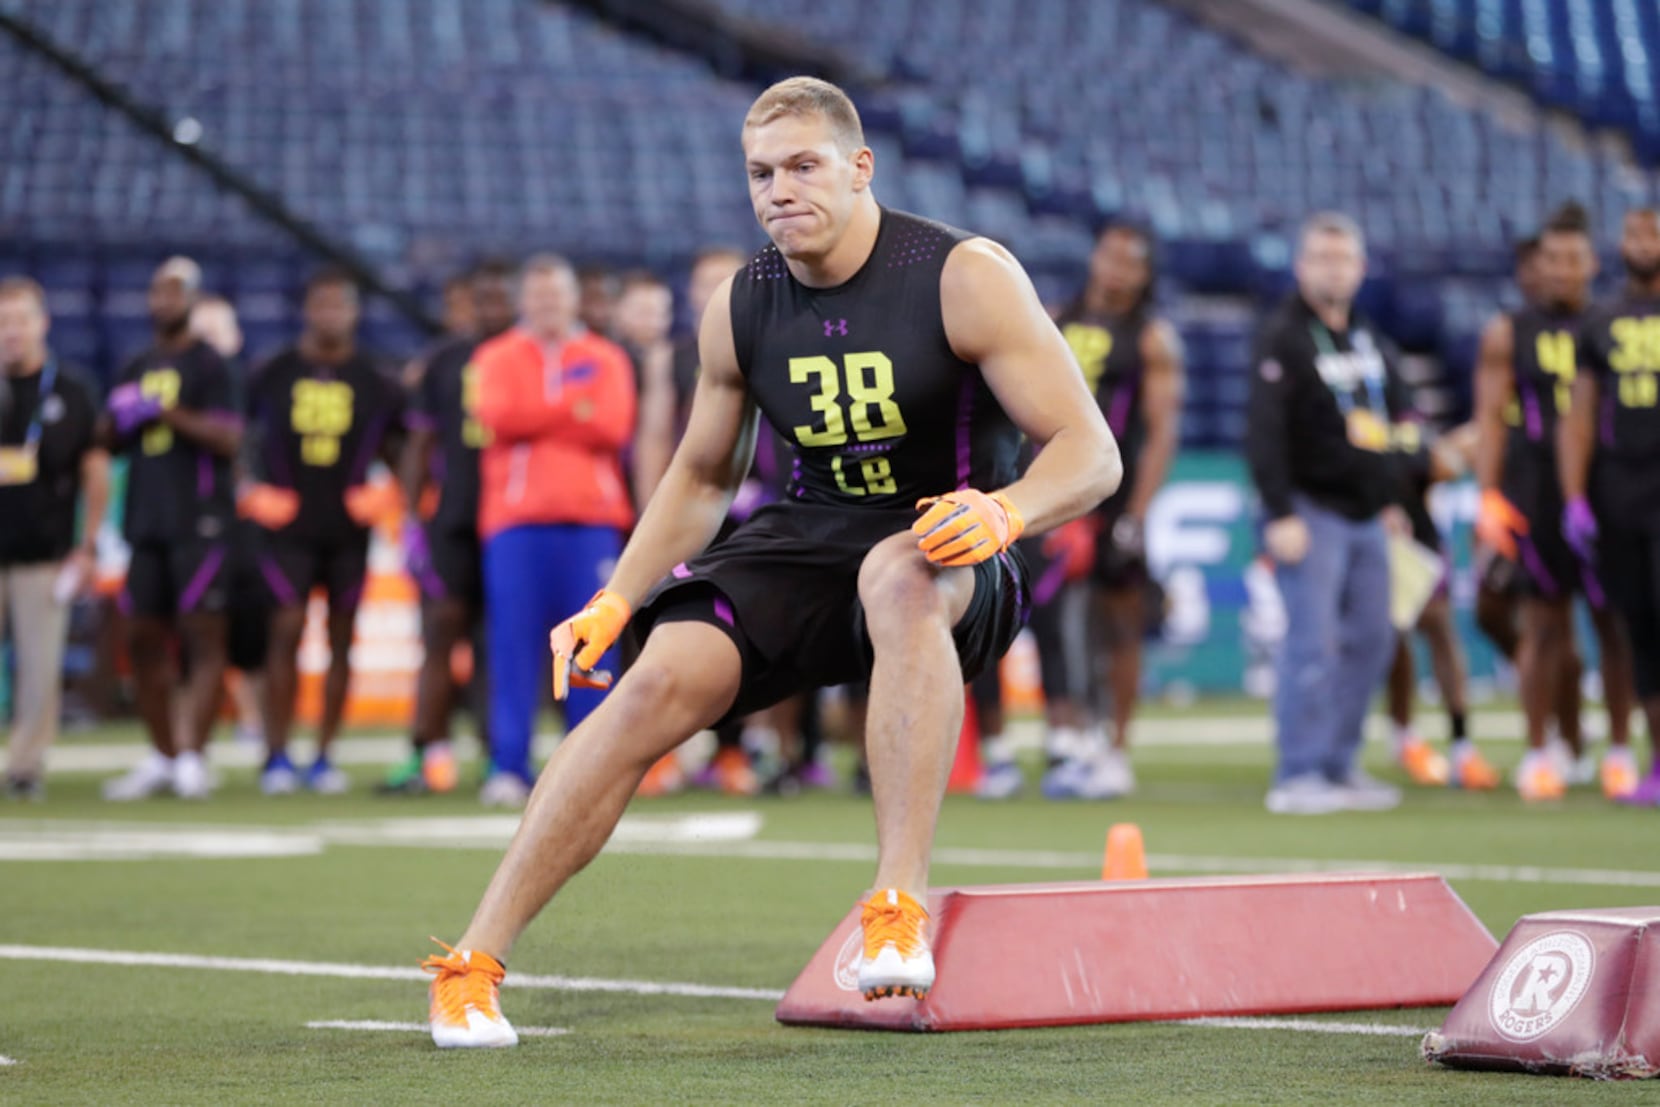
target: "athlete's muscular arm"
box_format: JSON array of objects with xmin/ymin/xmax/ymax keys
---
[
  {"xmin": 602, "ymin": 277, "xmax": 758, "ymax": 607},
  {"xmin": 1126, "ymin": 318, "xmax": 1184, "ymax": 520},
  {"xmin": 397, "ymin": 425, "xmax": 435, "ymax": 516},
  {"xmin": 941, "ymin": 239, "xmax": 1121, "ymax": 533},
  {"xmin": 1558, "ymin": 371, "xmax": 1598, "ymax": 502},
  {"xmin": 156, "ymin": 406, "xmax": 241, "ymax": 458},
  {"xmin": 1472, "ymin": 313, "xmax": 1514, "ymax": 493}
]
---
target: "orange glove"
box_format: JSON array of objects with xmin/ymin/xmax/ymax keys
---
[
  {"xmin": 912, "ymin": 489, "xmax": 1025, "ymax": 567},
  {"xmin": 1474, "ymin": 488, "xmax": 1528, "ymax": 561},
  {"xmin": 1043, "ymin": 517, "xmax": 1097, "ymax": 582},
  {"xmin": 344, "ymin": 482, "xmax": 399, "ymax": 527},
  {"xmin": 237, "ymin": 483, "xmax": 299, "ymax": 529},
  {"xmin": 549, "ymin": 590, "xmax": 631, "ymax": 700}
]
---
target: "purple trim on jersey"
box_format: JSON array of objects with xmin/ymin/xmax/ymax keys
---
[
  {"xmin": 672, "ymin": 562, "xmax": 692, "ymax": 580},
  {"xmin": 178, "ymin": 545, "xmax": 226, "ymax": 612},
  {"xmin": 1523, "ymin": 392, "xmax": 1544, "ymax": 442},
  {"xmin": 197, "ymin": 454, "xmax": 213, "ymax": 498},
  {"xmin": 1030, "ymin": 551, "xmax": 1068, "ymax": 607},
  {"xmin": 260, "ymin": 556, "xmax": 300, "ymax": 608},
  {"xmin": 954, "ymin": 375, "xmax": 976, "ymax": 490},
  {"xmin": 117, "ymin": 587, "xmax": 133, "ymax": 617},
  {"xmin": 790, "ymin": 453, "xmax": 805, "ymax": 499},
  {"xmin": 1516, "ymin": 535, "xmax": 1558, "ymax": 597},
  {"xmin": 1581, "ymin": 562, "xmax": 1606, "ymax": 610},
  {"xmin": 338, "ymin": 576, "xmax": 365, "ymax": 612},
  {"xmin": 404, "ymin": 411, "xmax": 438, "ymax": 432},
  {"xmin": 713, "ymin": 596, "xmax": 735, "ymax": 627}
]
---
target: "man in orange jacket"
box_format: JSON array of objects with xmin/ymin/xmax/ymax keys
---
[{"xmin": 472, "ymin": 255, "xmax": 636, "ymax": 806}]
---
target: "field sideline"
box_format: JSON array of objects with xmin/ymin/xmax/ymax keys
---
[{"xmin": 2, "ymin": 704, "xmax": 1655, "ymax": 1104}]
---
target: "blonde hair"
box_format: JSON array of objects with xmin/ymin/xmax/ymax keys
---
[
  {"xmin": 0, "ymin": 276, "xmax": 46, "ymax": 312},
  {"xmin": 743, "ymin": 76, "xmax": 864, "ymax": 154}
]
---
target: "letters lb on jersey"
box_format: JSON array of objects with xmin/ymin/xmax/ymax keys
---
[{"xmin": 1423, "ymin": 907, "xmax": 1660, "ymax": 1079}]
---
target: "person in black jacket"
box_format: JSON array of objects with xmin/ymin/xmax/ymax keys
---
[{"xmin": 1247, "ymin": 212, "xmax": 1427, "ymax": 815}]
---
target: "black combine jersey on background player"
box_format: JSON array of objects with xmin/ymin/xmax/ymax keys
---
[
  {"xmin": 1577, "ymin": 291, "xmax": 1660, "ymax": 525},
  {"xmin": 410, "ymin": 337, "xmax": 485, "ymax": 536},
  {"xmin": 1509, "ymin": 304, "xmax": 1580, "ymax": 452},
  {"xmin": 113, "ymin": 340, "xmax": 236, "ymax": 544},
  {"xmin": 1055, "ymin": 302, "xmax": 1148, "ymax": 502},
  {"xmin": 728, "ymin": 208, "xmax": 1022, "ymax": 510},
  {"xmin": 245, "ymin": 347, "xmax": 405, "ymax": 544}
]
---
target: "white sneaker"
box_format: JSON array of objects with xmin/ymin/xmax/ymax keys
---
[
  {"xmin": 975, "ymin": 760, "xmax": 1023, "ymax": 799},
  {"xmin": 260, "ymin": 755, "xmax": 300, "ymax": 796},
  {"xmin": 479, "ymin": 773, "xmax": 531, "ymax": 809},
  {"xmin": 172, "ymin": 751, "xmax": 213, "ymax": 800},
  {"xmin": 305, "ymin": 760, "xmax": 350, "ymax": 795},
  {"xmin": 857, "ymin": 889, "xmax": 934, "ymax": 1000},
  {"xmin": 1076, "ymin": 748, "xmax": 1136, "ymax": 799},
  {"xmin": 1265, "ymin": 772, "xmax": 1348, "ymax": 815},
  {"xmin": 1333, "ymin": 769, "xmax": 1402, "ymax": 812},
  {"xmin": 102, "ymin": 753, "xmax": 175, "ymax": 802}
]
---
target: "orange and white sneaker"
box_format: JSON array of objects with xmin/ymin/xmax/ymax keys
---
[
  {"xmin": 1450, "ymin": 743, "xmax": 1500, "ymax": 791},
  {"xmin": 1601, "ymin": 747, "xmax": 1640, "ymax": 801},
  {"xmin": 422, "ymin": 939, "xmax": 517, "ymax": 1048},
  {"xmin": 857, "ymin": 888, "xmax": 933, "ymax": 1001},
  {"xmin": 636, "ymin": 753, "xmax": 685, "ymax": 798},
  {"xmin": 1516, "ymin": 752, "xmax": 1566, "ymax": 803},
  {"xmin": 422, "ymin": 743, "xmax": 459, "ymax": 795},
  {"xmin": 1397, "ymin": 736, "xmax": 1450, "ymax": 786}
]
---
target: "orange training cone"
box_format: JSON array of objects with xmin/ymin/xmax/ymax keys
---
[
  {"xmin": 1102, "ymin": 822, "xmax": 1148, "ymax": 880},
  {"xmin": 946, "ymin": 691, "xmax": 982, "ymax": 794}
]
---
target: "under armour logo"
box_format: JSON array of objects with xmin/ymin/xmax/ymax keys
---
[{"xmin": 823, "ymin": 319, "xmax": 848, "ymax": 337}]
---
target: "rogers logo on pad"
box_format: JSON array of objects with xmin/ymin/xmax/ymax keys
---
[
  {"xmin": 832, "ymin": 928, "xmax": 862, "ymax": 992},
  {"xmin": 1488, "ymin": 931, "xmax": 1596, "ymax": 1042}
]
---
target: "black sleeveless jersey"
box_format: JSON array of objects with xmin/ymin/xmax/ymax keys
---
[
  {"xmin": 727, "ymin": 207, "xmax": 1021, "ymax": 510},
  {"xmin": 1508, "ymin": 305, "xmax": 1581, "ymax": 454},
  {"xmin": 1055, "ymin": 302, "xmax": 1147, "ymax": 494},
  {"xmin": 1577, "ymin": 290, "xmax": 1660, "ymax": 521}
]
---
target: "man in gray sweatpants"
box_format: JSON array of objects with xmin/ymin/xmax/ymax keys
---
[{"xmin": 0, "ymin": 277, "xmax": 108, "ymax": 799}]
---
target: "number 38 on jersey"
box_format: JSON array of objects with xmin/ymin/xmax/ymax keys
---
[{"xmin": 789, "ymin": 352, "xmax": 908, "ymax": 497}]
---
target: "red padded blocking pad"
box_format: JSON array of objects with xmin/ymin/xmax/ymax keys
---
[
  {"xmin": 1424, "ymin": 907, "xmax": 1660, "ymax": 1079},
  {"xmin": 776, "ymin": 874, "xmax": 1495, "ymax": 1032}
]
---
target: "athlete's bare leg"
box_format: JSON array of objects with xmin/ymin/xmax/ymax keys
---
[
  {"xmin": 1419, "ymin": 595, "xmax": 1469, "ymax": 723},
  {"xmin": 1591, "ymin": 606, "xmax": 1636, "ymax": 749},
  {"xmin": 857, "ymin": 533, "xmax": 977, "ymax": 901},
  {"xmin": 317, "ymin": 605, "xmax": 356, "ymax": 756},
  {"xmin": 1096, "ymin": 586, "xmax": 1144, "ymax": 750},
  {"xmin": 1518, "ymin": 598, "xmax": 1572, "ymax": 751},
  {"xmin": 1557, "ymin": 648, "xmax": 1584, "ymax": 756},
  {"xmin": 457, "ymin": 621, "xmax": 741, "ymax": 960},
  {"xmin": 412, "ymin": 598, "xmax": 469, "ymax": 748},
  {"xmin": 263, "ymin": 605, "xmax": 306, "ymax": 758},
  {"xmin": 178, "ymin": 611, "xmax": 229, "ymax": 753},
  {"xmin": 128, "ymin": 616, "xmax": 179, "ymax": 758}
]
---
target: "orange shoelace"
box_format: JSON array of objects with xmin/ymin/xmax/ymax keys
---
[
  {"xmin": 861, "ymin": 892, "xmax": 927, "ymax": 959},
  {"xmin": 422, "ymin": 938, "xmax": 506, "ymax": 1021}
]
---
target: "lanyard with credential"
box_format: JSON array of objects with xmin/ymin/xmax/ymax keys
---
[
  {"xmin": 22, "ymin": 355, "xmax": 60, "ymax": 451},
  {"xmin": 1308, "ymin": 322, "xmax": 1386, "ymax": 420}
]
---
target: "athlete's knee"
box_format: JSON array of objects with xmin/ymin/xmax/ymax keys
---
[
  {"xmin": 857, "ymin": 541, "xmax": 966, "ymax": 641},
  {"xmin": 268, "ymin": 608, "xmax": 305, "ymax": 650}
]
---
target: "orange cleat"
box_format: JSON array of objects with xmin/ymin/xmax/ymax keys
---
[
  {"xmin": 636, "ymin": 753, "xmax": 685, "ymax": 798},
  {"xmin": 1602, "ymin": 748, "xmax": 1639, "ymax": 801},
  {"xmin": 1517, "ymin": 753, "xmax": 1566, "ymax": 803},
  {"xmin": 1397, "ymin": 736, "xmax": 1450, "ymax": 786},
  {"xmin": 1451, "ymin": 745, "xmax": 1500, "ymax": 791},
  {"xmin": 710, "ymin": 747, "xmax": 759, "ymax": 797},
  {"xmin": 857, "ymin": 888, "xmax": 934, "ymax": 1000},
  {"xmin": 422, "ymin": 939, "xmax": 516, "ymax": 1048},
  {"xmin": 422, "ymin": 743, "xmax": 459, "ymax": 794}
]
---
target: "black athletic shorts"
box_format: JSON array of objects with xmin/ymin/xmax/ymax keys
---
[
  {"xmin": 123, "ymin": 539, "xmax": 230, "ymax": 619},
  {"xmin": 423, "ymin": 525, "xmax": 484, "ymax": 608},
  {"xmin": 259, "ymin": 534, "xmax": 370, "ymax": 613},
  {"xmin": 632, "ymin": 502, "xmax": 1029, "ymax": 726},
  {"xmin": 226, "ymin": 524, "xmax": 271, "ymax": 671},
  {"xmin": 1510, "ymin": 447, "xmax": 1598, "ymax": 602}
]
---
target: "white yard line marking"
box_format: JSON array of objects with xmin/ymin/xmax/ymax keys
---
[
  {"xmin": 306, "ymin": 1019, "xmax": 568, "ymax": 1037},
  {"xmin": 0, "ymin": 945, "xmax": 785, "ymax": 1001},
  {"xmin": 0, "ymin": 1055, "xmax": 18, "ymax": 1066},
  {"xmin": 1177, "ymin": 1017, "xmax": 1432, "ymax": 1037}
]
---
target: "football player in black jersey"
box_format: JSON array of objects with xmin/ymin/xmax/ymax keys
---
[
  {"xmin": 1561, "ymin": 206, "xmax": 1660, "ymax": 805},
  {"xmin": 1474, "ymin": 204, "xmax": 1638, "ymax": 801},
  {"xmin": 102, "ymin": 258, "xmax": 241, "ymax": 803},
  {"xmin": 421, "ymin": 77, "xmax": 1120, "ymax": 1047}
]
